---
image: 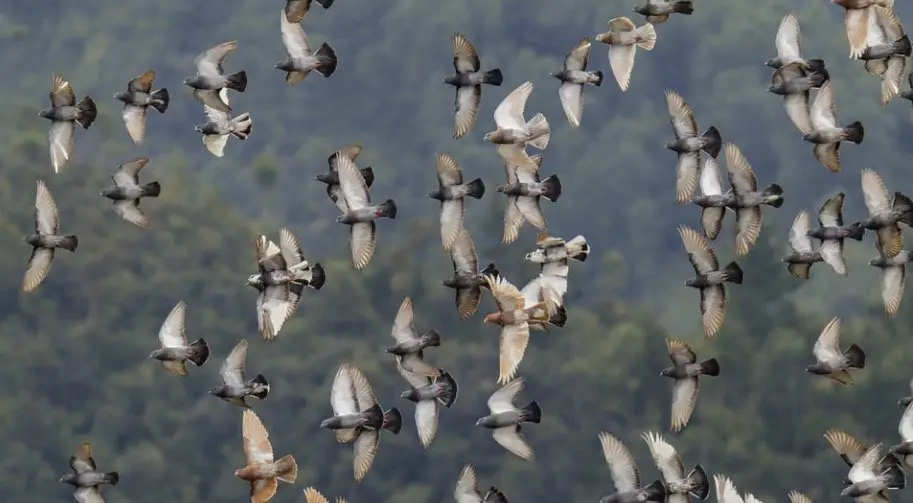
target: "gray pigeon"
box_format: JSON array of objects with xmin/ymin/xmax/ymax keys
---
[
  {"xmin": 475, "ymin": 377, "xmax": 542, "ymax": 460},
  {"xmin": 484, "ymin": 81, "xmax": 549, "ymax": 171},
  {"xmin": 445, "ymin": 33, "xmax": 503, "ymax": 140},
  {"xmin": 333, "ymin": 150, "xmax": 397, "ymax": 271},
  {"xmin": 806, "ymin": 317, "xmax": 865, "ymax": 385},
  {"xmin": 524, "ymin": 232, "xmax": 589, "ymax": 314},
  {"xmin": 782, "ymin": 210, "xmax": 826, "ymax": 279},
  {"xmin": 633, "ymin": 0, "xmax": 694, "ymax": 24},
  {"xmin": 183, "ymin": 40, "xmax": 247, "ymax": 114},
  {"xmin": 248, "ymin": 235, "xmax": 299, "ymax": 341},
  {"xmin": 209, "ymin": 339, "xmax": 270, "ymax": 408},
  {"xmin": 285, "ymin": 0, "xmax": 333, "ymax": 24},
  {"xmin": 661, "ymin": 338, "xmax": 719, "ymax": 432},
  {"xmin": 454, "ymin": 464, "xmax": 509, "ymax": 503},
  {"xmin": 194, "ymin": 88, "xmax": 253, "ymax": 158},
  {"xmin": 148, "ymin": 301, "xmax": 210, "ymax": 376},
  {"xmin": 804, "ymin": 81, "xmax": 863, "ymax": 173},
  {"xmin": 870, "ymin": 248, "xmax": 913, "ymax": 316},
  {"xmin": 858, "ymin": 6, "xmax": 909, "ymax": 106},
  {"xmin": 664, "ymin": 89, "xmax": 722, "ymax": 203},
  {"xmin": 316, "ymin": 145, "xmax": 375, "ymax": 201},
  {"xmin": 442, "ymin": 228, "xmax": 499, "ymax": 319},
  {"xmin": 551, "ymin": 38, "xmax": 603, "ymax": 127},
  {"xmin": 723, "ymin": 143, "xmax": 784, "ymax": 256},
  {"xmin": 767, "ymin": 61, "xmax": 828, "ymax": 136},
  {"xmin": 498, "ymin": 156, "xmax": 561, "ymax": 244},
  {"xmin": 842, "ymin": 443, "xmax": 906, "ymax": 501},
  {"xmin": 23, "ymin": 180, "xmax": 78, "ymax": 293},
  {"xmin": 690, "ymin": 156, "xmax": 732, "ymax": 240},
  {"xmin": 889, "ymin": 402, "xmax": 913, "ymax": 467},
  {"xmin": 858, "ymin": 168, "xmax": 913, "ymax": 259},
  {"xmin": 114, "ymin": 70, "xmax": 169, "ymax": 145},
  {"xmin": 899, "ymin": 378, "xmax": 913, "ymax": 407},
  {"xmin": 765, "ymin": 13, "xmax": 807, "ymax": 69},
  {"xmin": 641, "ymin": 431, "xmax": 710, "ymax": 503},
  {"xmin": 276, "ymin": 9, "xmax": 338, "ymax": 84},
  {"xmin": 824, "ymin": 429, "xmax": 902, "ymax": 484},
  {"xmin": 428, "ymin": 153, "xmax": 485, "ymax": 250},
  {"xmin": 100, "ymin": 157, "xmax": 161, "ymax": 229},
  {"xmin": 386, "ymin": 296, "xmax": 443, "ymax": 378},
  {"xmin": 679, "ymin": 225, "xmax": 742, "ymax": 340},
  {"xmin": 808, "ymin": 192, "xmax": 864, "ymax": 271},
  {"xmin": 59, "ymin": 443, "xmax": 119, "ymax": 503},
  {"xmin": 597, "ymin": 432, "xmax": 667, "ymax": 503},
  {"xmin": 39, "ymin": 74, "xmax": 97, "ymax": 173},
  {"xmin": 397, "ymin": 359, "xmax": 459, "ymax": 448}
]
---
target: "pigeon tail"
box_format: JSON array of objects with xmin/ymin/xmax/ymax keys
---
[
  {"xmin": 635, "ymin": 22, "xmax": 657, "ymax": 50},
  {"xmin": 465, "ymin": 178, "xmax": 486, "ymax": 199},
  {"xmin": 141, "ymin": 181, "xmax": 162, "ymax": 198},
  {"xmin": 894, "ymin": 192, "xmax": 913, "ymax": 226},
  {"xmin": 316, "ymin": 0, "xmax": 334, "ymax": 7},
  {"xmin": 101, "ymin": 472, "xmax": 119, "ymax": 486},
  {"xmin": 843, "ymin": 343, "xmax": 865, "ymax": 369},
  {"xmin": 525, "ymin": 113, "xmax": 550, "ymax": 150},
  {"xmin": 225, "ymin": 71, "xmax": 248, "ymax": 92},
  {"xmin": 308, "ymin": 263, "xmax": 326, "ymax": 290},
  {"xmin": 846, "ymin": 222, "xmax": 865, "ymax": 241},
  {"xmin": 249, "ymin": 373, "xmax": 270, "ymax": 399},
  {"xmin": 521, "ymin": 400, "xmax": 542, "ymax": 423},
  {"xmin": 435, "ymin": 371, "xmax": 459, "ymax": 408},
  {"xmin": 60, "ymin": 235, "xmax": 79, "ymax": 252},
  {"xmin": 484, "ymin": 486, "xmax": 509, "ymax": 503},
  {"xmin": 895, "ymin": 35, "xmax": 912, "ymax": 57},
  {"xmin": 686, "ymin": 464, "xmax": 710, "ymax": 500},
  {"xmin": 699, "ymin": 358, "xmax": 720, "ymax": 376},
  {"xmin": 762, "ymin": 183, "xmax": 784, "ymax": 207},
  {"xmin": 231, "ymin": 114, "xmax": 253, "ymax": 140},
  {"xmin": 722, "ymin": 261, "xmax": 743, "ymax": 284},
  {"xmin": 382, "ymin": 407, "xmax": 403, "ymax": 434},
  {"xmin": 673, "ymin": 0, "xmax": 694, "ymax": 14},
  {"xmin": 274, "ymin": 454, "xmax": 298, "ymax": 484},
  {"xmin": 809, "ymin": 70, "xmax": 829, "ymax": 88},
  {"xmin": 75, "ymin": 96, "xmax": 98, "ymax": 129},
  {"xmin": 378, "ymin": 199, "xmax": 397, "ymax": 219},
  {"xmin": 483, "ymin": 68, "xmax": 504, "ymax": 86},
  {"xmin": 360, "ymin": 167, "xmax": 375, "ymax": 188},
  {"xmin": 700, "ymin": 126, "xmax": 722, "ymax": 159},
  {"xmin": 150, "ymin": 88, "xmax": 170, "ymax": 113},
  {"xmin": 549, "ymin": 304, "xmax": 568, "ymax": 327},
  {"xmin": 187, "ymin": 338, "xmax": 210, "ymax": 367},
  {"xmin": 642, "ymin": 479, "xmax": 667, "ymax": 502},
  {"xmin": 540, "ymin": 175, "xmax": 561, "ymax": 202},
  {"xmin": 314, "ymin": 43, "xmax": 338, "ymax": 78},
  {"xmin": 420, "ymin": 329, "xmax": 441, "ymax": 347},
  {"xmin": 592, "ymin": 70, "xmax": 604, "ymax": 86},
  {"xmin": 882, "ymin": 461, "xmax": 906, "ymax": 489},
  {"xmin": 567, "ymin": 235, "xmax": 589, "ymax": 262},
  {"xmin": 844, "ymin": 121, "xmax": 864, "ymax": 144}
]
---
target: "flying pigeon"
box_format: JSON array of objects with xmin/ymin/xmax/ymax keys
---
[
  {"xmin": 100, "ymin": 156, "xmax": 161, "ymax": 229},
  {"xmin": 664, "ymin": 89, "xmax": 722, "ymax": 203},
  {"xmin": 858, "ymin": 168, "xmax": 913, "ymax": 258},
  {"xmin": 723, "ymin": 143, "xmax": 784, "ymax": 256},
  {"xmin": 782, "ymin": 210, "xmax": 827, "ymax": 279},
  {"xmin": 679, "ymin": 225, "xmax": 742, "ymax": 339},
  {"xmin": 889, "ymin": 402, "xmax": 913, "ymax": 467},
  {"xmin": 835, "ymin": 0, "xmax": 896, "ymax": 59},
  {"xmin": 858, "ymin": 6, "xmax": 909, "ymax": 106},
  {"xmin": 114, "ymin": 70, "xmax": 168, "ymax": 145},
  {"xmin": 445, "ymin": 33, "xmax": 503, "ymax": 139},
  {"xmin": 842, "ymin": 443, "xmax": 906, "ymax": 501},
  {"xmin": 22, "ymin": 180, "xmax": 78, "ymax": 293},
  {"xmin": 476, "ymin": 377, "xmax": 541, "ymax": 460},
  {"xmin": 148, "ymin": 301, "xmax": 210, "ymax": 376},
  {"xmin": 428, "ymin": 153, "xmax": 485, "ymax": 250},
  {"xmin": 806, "ymin": 316, "xmax": 865, "ymax": 385},
  {"xmin": 442, "ymin": 227, "xmax": 500, "ymax": 319},
  {"xmin": 824, "ymin": 428, "xmax": 901, "ymax": 472},
  {"xmin": 595, "ymin": 17, "xmax": 657, "ymax": 91},
  {"xmin": 249, "ymin": 235, "xmax": 299, "ymax": 341},
  {"xmin": 235, "ymin": 409, "xmax": 298, "ymax": 503},
  {"xmin": 484, "ymin": 81, "xmax": 550, "ymax": 171},
  {"xmin": 209, "ymin": 339, "xmax": 270, "ymax": 408},
  {"xmin": 184, "ymin": 40, "xmax": 247, "ymax": 113},
  {"xmin": 808, "ymin": 192, "xmax": 864, "ymax": 272},
  {"xmin": 333, "ymin": 150, "xmax": 397, "ymax": 270},
  {"xmin": 276, "ymin": 9, "xmax": 338, "ymax": 84},
  {"xmin": 39, "ymin": 74, "xmax": 97, "ymax": 173},
  {"xmin": 767, "ymin": 60, "xmax": 828, "ymax": 136},
  {"xmin": 551, "ymin": 38, "xmax": 603, "ymax": 127},
  {"xmin": 870, "ymin": 247, "xmax": 913, "ymax": 316},
  {"xmin": 59, "ymin": 443, "xmax": 119, "ymax": 503},
  {"xmin": 597, "ymin": 432, "xmax": 667, "ymax": 503},
  {"xmin": 660, "ymin": 338, "xmax": 719, "ymax": 432},
  {"xmin": 498, "ymin": 156, "xmax": 561, "ymax": 244}
]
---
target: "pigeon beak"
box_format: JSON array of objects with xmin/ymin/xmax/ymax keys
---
[{"xmin": 475, "ymin": 418, "xmax": 485, "ymax": 427}]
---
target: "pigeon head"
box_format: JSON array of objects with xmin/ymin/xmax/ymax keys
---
[
  {"xmin": 633, "ymin": 5, "xmax": 648, "ymax": 14},
  {"xmin": 664, "ymin": 140, "xmax": 680, "ymax": 151},
  {"xmin": 766, "ymin": 83, "xmax": 781, "ymax": 94},
  {"xmin": 804, "ymin": 363, "xmax": 828, "ymax": 375},
  {"xmin": 659, "ymin": 367, "xmax": 674, "ymax": 377},
  {"xmin": 475, "ymin": 416, "xmax": 495, "ymax": 428},
  {"xmin": 148, "ymin": 349, "xmax": 164, "ymax": 360},
  {"xmin": 100, "ymin": 187, "xmax": 118, "ymax": 199},
  {"xmin": 684, "ymin": 278, "xmax": 697, "ymax": 287},
  {"xmin": 763, "ymin": 58, "xmax": 779, "ymax": 69},
  {"xmin": 400, "ymin": 388, "xmax": 420, "ymax": 402},
  {"xmin": 315, "ymin": 172, "xmax": 331, "ymax": 184},
  {"xmin": 37, "ymin": 108, "xmax": 53, "ymax": 119},
  {"xmin": 549, "ymin": 71, "xmax": 562, "ymax": 80},
  {"xmin": 59, "ymin": 473, "xmax": 77, "ymax": 485},
  {"xmin": 246, "ymin": 274, "xmax": 263, "ymax": 288},
  {"xmin": 183, "ymin": 76, "xmax": 200, "ymax": 87},
  {"xmin": 113, "ymin": 91, "xmax": 131, "ymax": 103},
  {"xmin": 427, "ymin": 189, "xmax": 444, "ymax": 200},
  {"xmin": 483, "ymin": 312, "xmax": 505, "ymax": 326},
  {"xmin": 276, "ymin": 60, "xmax": 295, "ymax": 72},
  {"xmin": 483, "ymin": 130, "xmax": 507, "ymax": 143},
  {"xmin": 595, "ymin": 32, "xmax": 613, "ymax": 44}
]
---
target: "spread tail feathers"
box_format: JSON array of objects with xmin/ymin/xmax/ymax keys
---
[
  {"xmin": 686, "ymin": 464, "xmax": 710, "ymax": 500},
  {"xmin": 483, "ymin": 68, "xmax": 503, "ymax": 86},
  {"xmin": 141, "ymin": 181, "xmax": 161, "ymax": 198},
  {"xmin": 188, "ymin": 338, "xmax": 210, "ymax": 367},
  {"xmin": 102, "ymin": 472, "xmax": 119, "ymax": 486},
  {"xmin": 315, "ymin": 43, "xmax": 339, "ymax": 78},
  {"xmin": 701, "ymin": 126, "xmax": 722, "ymax": 158},
  {"xmin": 521, "ymin": 400, "xmax": 542, "ymax": 423},
  {"xmin": 567, "ymin": 235, "xmax": 589, "ymax": 262},
  {"xmin": 316, "ymin": 0, "xmax": 334, "ymax": 7},
  {"xmin": 541, "ymin": 175, "xmax": 561, "ymax": 202},
  {"xmin": 699, "ymin": 358, "xmax": 720, "ymax": 377},
  {"xmin": 436, "ymin": 371, "xmax": 459, "ymax": 408},
  {"xmin": 484, "ymin": 486, "xmax": 509, "ymax": 503},
  {"xmin": 592, "ymin": 70, "xmax": 604, "ymax": 86},
  {"xmin": 895, "ymin": 35, "xmax": 912, "ymax": 56},
  {"xmin": 364, "ymin": 403, "xmax": 384, "ymax": 430},
  {"xmin": 846, "ymin": 222, "xmax": 865, "ymax": 241},
  {"xmin": 673, "ymin": 0, "xmax": 694, "ymax": 14},
  {"xmin": 642, "ymin": 480, "xmax": 667, "ymax": 502},
  {"xmin": 75, "ymin": 97, "xmax": 97, "ymax": 129},
  {"xmin": 231, "ymin": 113, "xmax": 253, "ymax": 140},
  {"xmin": 843, "ymin": 343, "xmax": 866, "ymax": 369},
  {"xmin": 274, "ymin": 454, "xmax": 298, "ymax": 484},
  {"xmin": 723, "ymin": 261, "xmax": 743, "ymax": 284},
  {"xmin": 308, "ymin": 263, "xmax": 326, "ymax": 290},
  {"xmin": 226, "ymin": 71, "xmax": 248, "ymax": 92},
  {"xmin": 549, "ymin": 305, "xmax": 568, "ymax": 328},
  {"xmin": 360, "ymin": 167, "xmax": 375, "ymax": 188},
  {"xmin": 382, "ymin": 407, "xmax": 403, "ymax": 434},
  {"xmin": 465, "ymin": 178, "xmax": 485, "ymax": 199},
  {"xmin": 894, "ymin": 192, "xmax": 913, "ymax": 226},
  {"xmin": 61, "ymin": 235, "xmax": 79, "ymax": 252},
  {"xmin": 249, "ymin": 373, "xmax": 270, "ymax": 399},
  {"xmin": 844, "ymin": 121, "xmax": 864, "ymax": 144},
  {"xmin": 525, "ymin": 113, "xmax": 550, "ymax": 150},
  {"xmin": 420, "ymin": 329, "xmax": 441, "ymax": 347},
  {"xmin": 762, "ymin": 183, "xmax": 784, "ymax": 207},
  {"xmin": 150, "ymin": 88, "xmax": 169, "ymax": 113},
  {"xmin": 378, "ymin": 199, "xmax": 397, "ymax": 219},
  {"xmin": 636, "ymin": 23, "xmax": 657, "ymax": 50},
  {"xmin": 882, "ymin": 462, "xmax": 906, "ymax": 489}
]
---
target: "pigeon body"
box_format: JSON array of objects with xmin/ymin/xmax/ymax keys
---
[
  {"xmin": 842, "ymin": 442, "xmax": 906, "ymax": 500},
  {"xmin": 40, "ymin": 74, "xmax": 97, "ymax": 173},
  {"xmin": 148, "ymin": 301, "xmax": 210, "ymax": 376},
  {"xmin": 679, "ymin": 225, "xmax": 742, "ymax": 339},
  {"xmin": 806, "ymin": 317, "xmax": 865, "ymax": 384},
  {"xmin": 429, "ymin": 153, "xmax": 485, "ymax": 250},
  {"xmin": 59, "ymin": 443, "xmax": 119, "ymax": 503},
  {"xmin": 100, "ymin": 157, "xmax": 161, "ymax": 229},
  {"xmin": 595, "ymin": 17, "xmax": 657, "ymax": 91},
  {"xmin": 317, "ymin": 145, "xmax": 375, "ymax": 192},
  {"xmin": 446, "ymin": 33, "xmax": 503, "ymax": 139},
  {"xmin": 23, "ymin": 180, "xmax": 78, "ymax": 293},
  {"xmin": 276, "ymin": 9, "xmax": 338, "ymax": 84},
  {"xmin": 723, "ymin": 143, "xmax": 783, "ymax": 256},
  {"xmin": 210, "ymin": 339, "xmax": 270, "ymax": 408},
  {"xmin": 442, "ymin": 228, "xmax": 498, "ymax": 319},
  {"xmin": 858, "ymin": 168, "xmax": 913, "ymax": 259},
  {"xmin": 598, "ymin": 432, "xmax": 667, "ymax": 503},
  {"xmin": 641, "ymin": 432, "xmax": 711, "ymax": 503},
  {"xmin": 397, "ymin": 358, "xmax": 458, "ymax": 448},
  {"xmin": 454, "ymin": 464, "xmax": 509, "ymax": 503},
  {"xmin": 858, "ymin": 5, "xmax": 908, "ymax": 106},
  {"xmin": 804, "ymin": 81, "xmax": 864, "ymax": 172},
  {"xmin": 184, "ymin": 40, "xmax": 247, "ymax": 113},
  {"xmin": 525, "ymin": 233, "xmax": 590, "ymax": 265},
  {"xmin": 114, "ymin": 70, "xmax": 168, "ymax": 145},
  {"xmin": 475, "ymin": 377, "xmax": 541, "ymax": 460},
  {"xmin": 661, "ymin": 339, "xmax": 719, "ymax": 431},
  {"xmin": 551, "ymin": 38, "xmax": 602, "ymax": 127},
  {"xmin": 483, "ymin": 274, "xmax": 551, "ymax": 384},
  {"xmin": 836, "ymin": 0, "xmax": 897, "ymax": 59},
  {"xmin": 765, "ymin": 13, "xmax": 808, "ymax": 69},
  {"xmin": 484, "ymin": 81, "xmax": 550, "ymax": 171},
  {"xmin": 235, "ymin": 409, "xmax": 298, "ymax": 503},
  {"xmin": 690, "ymin": 157, "xmax": 733, "ymax": 240},
  {"xmin": 194, "ymin": 88, "xmax": 252, "ymax": 158},
  {"xmin": 633, "ymin": 0, "xmax": 694, "ymax": 24},
  {"xmin": 386, "ymin": 297, "xmax": 443, "ymax": 378},
  {"xmin": 498, "ymin": 157, "xmax": 560, "ymax": 244},
  {"xmin": 664, "ymin": 89, "xmax": 722, "ymax": 203}
]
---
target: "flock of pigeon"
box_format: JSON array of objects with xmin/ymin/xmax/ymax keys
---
[{"xmin": 29, "ymin": 0, "xmax": 913, "ymax": 502}]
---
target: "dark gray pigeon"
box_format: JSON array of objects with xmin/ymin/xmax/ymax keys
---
[
  {"xmin": 551, "ymin": 38, "xmax": 602, "ymax": 127},
  {"xmin": 183, "ymin": 40, "xmax": 247, "ymax": 114},
  {"xmin": 870, "ymin": 248, "xmax": 913, "ymax": 317},
  {"xmin": 100, "ymin": 157, "xmax": 161, "ymax": 229},
  {"xmin": 767, "ymin": 61, "xmax": 828, "ymax": 136},
  {"xmin": 664, "ymin": 89, "xmax": 722, "ymax": 203},
  {"xmin": 476, "ymin": 377, "xmax": 541, "ymax": 460},
  {"xmin": 59, "ymin": 443, "xmax": 119, "ymax": 503},
  {"xmin": 23, "ymin": 180, "xmax": 78, "ymax": 293},
  {"xmin": 209, "ymin": 339, "xmax": 270, "ymax": 408},
  {"xmin": 285, "ymin": 0, "xmax": 333, "ymax": 24},
  {"xmin": 690, "ymin": 157, "xmax": 732, "ymax": 240},
  {"xmin": 889, "ymin": 402, "xmax": 913, "ymax": 467},
  {"xmin": 442, "ymin": 227, "xmax": 498, "ymax": 319},
  {"xmin": 858, "ymin": 6, "xmax": 909, "ymax": 107},
  {"xmin": 808, "ymin": 192, "xmax": 864, "ymax": 272},
  {"xmin": 39, "ymin": 74, "xmax": 97, "ymax": 173},
  {"xmin": 679, "ymin": 225, "xmax": 742, "ymax": 340},
  {"xmin": 661, "ymin": 338, "xmax": 719, "ymax": 432},
  {"xmin": 148, "ymin": 301, "xmax": 210, "ymax": 376},
  {"xmin": 277, "ymin": 9, "xmax": 338, "ymax": 84},
  {"xmin": 803, "ymin": 81, "xmax": 863, "ymax": 173},
  {"xmin": 454, "ymin": 464, "xmax": 509, "ymax": 503},
  {"xmin": 597, "ymin": 432, "xmax": 667, "ymax": 503},
  {"xmin": 782, "ymin": 210, "xmax": 826, "ymax": 279},
  {"xmin": 765, "ymin": 13, "xmax": 807, "ymax": 69},
  {"xmin": 429, "ymin": 153, "xmax": 485, "ymax": 250},
  {"xmin": 806, "ymin": 317, "xmax": 865, "ymax": 385},
  {"xmin": 333, "ymin": 151, "xmax": 397, "ymax": 271},
  {"xmin": 317, "ymin": 145, "xmax": 375, "ymax": 199},
  {"xmin": 633, "ymin": 0, "xmax": 693, "ymax": 24},
  {"xmin": 114, "ymin": 70, "xmax": 168, "ymax": 145},
  {"xmin": 843, "ymin": 443, "xmax": 906, "ymax": 500},
  {"xmin": 498, "ymin": 156, "xmax": 561, "ymax": 244},
  {"xmin": 899, "ymin": 378, "xmax": 913, "ymax": 407},
  {"xmin": 397, "ymin": 359, "xmax": 459, "ymax": 449},
  {"xmin": 194, "ymin": 89, "xmax": 253, "ymax": 158},
  {"xmin": 386, "ymin": 296, "xmax": 442, "ymax": 378},
  {"xmin": 723, "ymin": 143, "xmax": 783, "ymax": 256},
  {"xmin": 858, "ymin": 168, "xmax": 913, "ymax": 260},
  {"xmin": 641, "ymin": 431, "xmax": 710, "ymax": 503},
  {"xmin": 445, "ymin": 33, "xmax": 503, "ymax": 139}
]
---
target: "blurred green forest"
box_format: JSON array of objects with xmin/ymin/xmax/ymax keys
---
[{"xmin": 2, "ymin": 0, "xmax": 913, "ymax": 501}]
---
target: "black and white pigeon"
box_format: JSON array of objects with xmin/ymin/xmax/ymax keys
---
[
  {"xmin": 148, "ymin": 301, "xmax": 210, "ymax": 376},
  {"xmin": 22, "ymin": 180, "xmax": 78, "ymax": 293},
  {"xmin": 183, "ymin": 40, "xmax": 247, "ymax": 113},
  {"xmin": 276, "ymin": 9, "xmax": 338, "ymax": 84},
  {"xmin": 100, "ymin": 157, "xmax": 161, "ymax": 229},
  {"xmin": 445, "ymin": 33, "xmax": 503, "ymax": 139},
  {"xmin": 39, "ymin": 74, "xmax": 97, "ymax": 173}
]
